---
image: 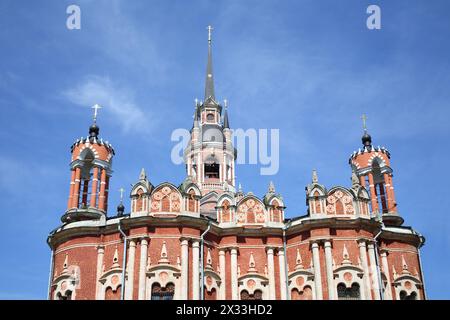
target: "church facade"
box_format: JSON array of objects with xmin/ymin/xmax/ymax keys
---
[{"xmin": 47, "ymin": 28, "xmax": 426, "ymax": 301}]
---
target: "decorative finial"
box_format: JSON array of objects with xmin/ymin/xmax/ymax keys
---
[
  {"xmin": 206, "ymin": 248, "xmax": 213, "ymax": 269},
  {"xmin": 139, "ymin": 168, "xmax": 147, "ymax": 180},
  {"xmin": 207, "ymin": 25, "xmax": 213, "ymax": 43},
  {"xmin": 159, "ymin": 241, "xmax": 169, "ymax": 264},
  {"xmin": 195, "ymin": 98, "xmax": 199, "ymax": 106},
  {"xmin": 268, "ymin": 181, "xmax": 275, "ymax": 193},
  {"xmin": 224, "ymin": 99, "xmax": 228, "ymax": 109},
  {"xmin": 342, "ymin": 244, "xmax": 351, "ymax": 265},
  {"xmin": 92, "ymin": 104, "xmax": 102, "ymax": 124},
  {"xmin": 295, "ymin": 249, "xmax": 304, "ymax": 269},
  {"xmin": 248, "ymin": 252, "xmax": 257, "ymax": 273},
  {"xmin": 312, "ymin": 169, "xmax": 318, "ymax": 183},
  {"xmin": 112, "ymin": 246, "xmax": 119, "ymax": 268}
]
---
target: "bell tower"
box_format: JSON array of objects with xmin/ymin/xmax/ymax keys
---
[
  {"xmin": 62, "ymin": 104, "xmax": 115, "ymax": 222},
  {"xmin": 183, "ymin": 26, "xmax": 236, "ymax": 195},
  {"xmin": 349, "ymin": 115, "xmax": 403, "ymax": 226}
]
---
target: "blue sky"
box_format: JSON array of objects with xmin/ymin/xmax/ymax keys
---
[{"xmin": 0, "ymin": 0, "xmax": 449, "ymax": 299}]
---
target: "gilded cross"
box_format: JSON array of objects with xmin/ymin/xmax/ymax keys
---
[
  {"xmin": 92, "ymin": 104, "xmax": 102, "ymax": 123},
  {"xmin": 361, "ymin": 114, "xmax": 368, "ymax": 132}
]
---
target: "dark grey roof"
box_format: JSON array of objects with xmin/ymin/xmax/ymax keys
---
[{"xmin": 223, "ymin": 108, "xmax": 230, "ymax": 129}]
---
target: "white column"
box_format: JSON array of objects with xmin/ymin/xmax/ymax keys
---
[
  {"xmin": 324, "ymin": 241, "xmax": 335, "ymax": 300},
  {"xmin": 180, "ymin": 238, "xmax": 189, "ymax": 300},
  {"xmin": 125, "ymin": 240, "xmax": 136, "ymax": 300},
  {"xmin": 266, "ymin": 247, "xmax": 276, "ymax": 299},
  {"xmin": 367, "ymin": 242, "xmax": 381, "ymax": 300},
  {"xmin": 192, "ymin": 240, "xmax": 200, "ymax": 300},
  {"xmin": 138, "ymin": 238, "xmax": 148, "ymax": 300},
  {"xmin": 358, "ymin": 240, "xmax": 371, "ymax": 300},
  {"xmin": 278, "ymin": 248, "xmax": 287, "ymax": 300},
  {"xmin": 95, "ymin": 245, "xmax": 105, "ymax": 300},
  {"xmin": 380, "ymin": 250, "xmax": 392, "ymax": 300},
  {"xmin": 311, "ymin": 242, "xmax": 323, "ymax": 299},
  {"xmin": 230, "ymin": 247, "xmax": 238, "ymax": 300},
  {"xmin": 219, "ymin": 249, "xmax": 226, "ymax": 299}
]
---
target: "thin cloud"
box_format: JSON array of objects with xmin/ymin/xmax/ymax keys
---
[{"xmin": 63, "ymin": 75, "xmax": 153, "ymax": 134}]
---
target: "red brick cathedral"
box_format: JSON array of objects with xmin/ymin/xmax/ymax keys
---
[{"xmin": 47, "ymin": 28, "xmax": 426, "ymax": 301}]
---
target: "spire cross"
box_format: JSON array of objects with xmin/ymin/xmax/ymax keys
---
[
  {"xmin": 361, "ymin": 114, "xmax": 368, "ymax": 132},
  {"xmin": 207, "ymin": 25, "xmax": 213, "ymax": 43},
  {"xmin": 119, "ymin": 187, "xmax": 125, "ymax": 203},
  {"xmin": 92, "ymin": 104, "xmax": 102, "ymax": 123}
]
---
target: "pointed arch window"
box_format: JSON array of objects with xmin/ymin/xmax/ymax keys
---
[
  {"xmin": 188, "ymin": 190, "xmax": 196, "ymax": 212},
  {"xmin": 240, "ymin": 289, "xmax": 262, "ymax": 300},
  {"xmin": 56, "ymin": 290, "xmax": 72, "ymax": 300},
  {"xmin": 400, "ymin": 290, "xmax": 417, "ymax": 300},
  {"xmin": 205, "ymin": 287, "xmax": 217, "ymax": 300},
  {"xmin": 151, "ymin": 283, "xmax": 175, "ymax": 300},
  {"xmin": 337, "ymin": 283, "xmax": 360, "ymax": 300},
  {"xmin": 105, "ymin": 286, "xmax": 121, "ymax": 300}
]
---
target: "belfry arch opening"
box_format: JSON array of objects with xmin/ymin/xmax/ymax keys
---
[
  {"xmin": 204, "ymin": 162, "xmax": 220, "ymax": 180},
  {"xmin": 372, "ymin": 159, "xmax": 388, "ymax": 214},
  {"xmin": 79, "ymin": 150, "xmax": 96, "ymax": 208}
]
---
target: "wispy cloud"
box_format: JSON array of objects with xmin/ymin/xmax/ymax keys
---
[{"xmin": 63, "ymin": 75, "xmax": 154, "ymax": 134}]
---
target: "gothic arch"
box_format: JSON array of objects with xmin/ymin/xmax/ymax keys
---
[
  {"xmin": 288, "ymin": 270, "xmax": 316, "ymax": 300},
  {"xmin": 236, "ymin": 195, "xmax": 267, "ymax": 225},
  {"xmin": 393, "ymin": 274, "xmax": 422, "ymax": 300},
  {"xmin": 326, "ymin": 187, "xmax": 356, "ymax": 216},
  {"xmin": 333, "ymin": 265, "xmax": 366, "ymax": 300},
  {"xmin": 268, "ymin": 197, "xmax": 284, "ymax": 223},
  {"xmin": 368, "ymin": 153, "xmax": 387, "ymax": 168},
  {"xmin": 150, "ymin": 183, "xmax": 182, "ymax": 214},
  {"xmin": 204, "ymin": 270, "xmax": 222, "ymax": 300},
  {"xmin": 146, "ymin": 265, "xmax": 181, "ymax": 300},
  {"xmin": 216, "ymin": 193, "xmax": 235, "ymax": 224},
  {"xmin": 238, "ymin": 274, "xmax": 269, "ymax": 300}
]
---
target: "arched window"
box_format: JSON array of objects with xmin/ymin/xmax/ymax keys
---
[
  {"xmin": 56, "ymin": 290, "xmax": 73, "ymax": 300},
  {"xmin": 291, "ymin": 286, "xmax": 313, "ymax": 300},
  {"xmin": 272, "ymin": 200, "xmax": 281, "ymax": 222},
  {"xmin": 372, "ymin": 160, "xmax": 388, "ymax": 213},
  {"xmin": 314, "ymin": 191, "xmax": 322, "ymax": 213},
  {"xmin": 400, "ymin": 290, "xmax": 417, "ymax": 300},
  {"xmin": 151, "ymin": 283, "xmax": 175, "ymax": 300},
  {"xmin": 240, "ymin": 290, "xmax": 262, "ymax": 300},
  {"xmin": 205, "ymin": 287, "xmax": 217, "ymax": 300},
  {"xmin": 337, "ymin": 283, "xmax": 360, "ymax": 300},
  {"xmin": 221, "ymin": 200, "xmax": 230, "ymax": 222},
  {"xmin": 105, "ymin": 286, "xmax": 121, "ymax": 300},
  {"xmin": 188, "ymin": 190, "xmax": 196, "ymax": 212},
  {"xmin": 161, "ymin": 196, "xmax": 170, "ymax": 212},
  {"xmin": 207, "ymin": 113, "xmax": 214, "ymax": 122},
  {"xmin": 136, "ymin": 189, "xmax": 144, "ymax": 212}
]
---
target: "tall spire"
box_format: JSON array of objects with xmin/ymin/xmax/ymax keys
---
[{"xmin": 204, "ymin": 25, "xmax": 215, "ymax": 101}]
